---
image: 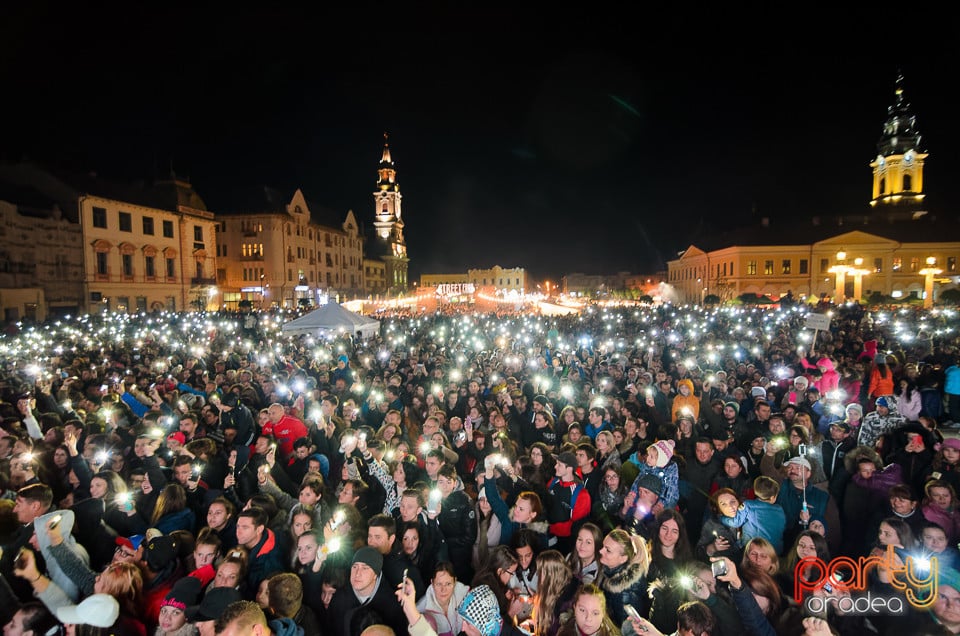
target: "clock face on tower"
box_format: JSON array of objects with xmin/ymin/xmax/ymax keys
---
[{"xmin": 904, "ymin": 151, "xmax": 913, "ymax": 163}]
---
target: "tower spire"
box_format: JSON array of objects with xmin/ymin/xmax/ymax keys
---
[
  {"xmin": 377, "ymin": 132, "xmax": 398, "ymax": 192},
  {"xmin": 877, "ymin": 72, "xmax": 922, "ymax": 157},
  {"xmin": 371, "ymin": 135, "xmax": 408, "ymax": 291},
  {"xmin": 869, "ymin": 73, "xmax": 927, "ymax": 211}
]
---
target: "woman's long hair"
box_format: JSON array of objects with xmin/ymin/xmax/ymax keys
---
[
  {"xmin": 781, "ymin": 530, "xmax": 830, "ymax": 579},
  {"xmin": 97, "ymin": 561, "xmax": 143, "ymax": 619},
  {"xmin": 150, "ymin": 483, "xmax": 187, "ymax": 526},
  {"xmin": 566, "ymin": 523, "xmax": 603, "ymax": 577},
  {"xmin": 533, "ymin": 550, "xmax": 573, "ymax": 636},
  {"xmin": 557, "ymin": 584, "xmax": 620, "ymax": 636},
  {"xmin": 650, "ymin": 509, "xmax": 694, "ymax": 571}
]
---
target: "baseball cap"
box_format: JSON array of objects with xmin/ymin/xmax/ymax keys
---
[
  {"xmin": 116, "ymin": 534, "xmax": 145, "ymax": 552},
  {"xmin": 56, "ymin": 594, "xmax": 119, "ymax": 628},
  {"xmin": 783, "ymin": 456, "xmax": 812, "ymax": 471},
  {"xmin": 186, "ymin": 587, "xmax": 243, "ymax": 621},
  {"xmin": 555, "ymin": 451, "xmax": 577, "ymax": 468}
]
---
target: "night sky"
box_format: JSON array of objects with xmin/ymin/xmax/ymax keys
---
[{"xmin": 3, "ymin": 4, "xmax": 958, "ymax": 282}]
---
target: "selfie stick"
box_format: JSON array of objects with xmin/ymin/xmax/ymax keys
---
[{"xmin": 800, "ymin": 461, "xmax": 809, "ymax": 528}]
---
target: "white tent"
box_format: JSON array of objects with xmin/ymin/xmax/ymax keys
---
[{"xmin": 281, "ymin": 303, "xmax": 381, "ymax": 339}]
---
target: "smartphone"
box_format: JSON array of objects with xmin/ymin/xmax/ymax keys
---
[
  {"xmin": 624, "ymin": 605, "xmax": 641, "ymax": 621},
  {"xmin": 48, "ymin": 514, "xmax": 63, "ymax": 531},
  {"xmin": 427, "ymin": 489, "xmax": 442, "ymax": 514},
  {"xmin": 100, "ymin": 384, "xmax": 108, "ymax": 392},
  {"xmin": 798, "ymin": 444, "xmax": 807, "ymax": 455},
  {"xmin": 711, "ymin": 559, "xmax": 728, "ymax": 577},
  {"xmin": 14, "ymin": 548, "xmax": 28, "ymax": 570}
]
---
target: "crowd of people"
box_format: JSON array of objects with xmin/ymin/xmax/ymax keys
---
[{"xmin": 2, "ymin": 302, "xmax": 960, "ymax": 636}]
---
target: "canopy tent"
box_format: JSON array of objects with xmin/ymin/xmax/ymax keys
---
[{"xmin": 281, "ymin": 303, "xmax": 381, "ymax": 339}]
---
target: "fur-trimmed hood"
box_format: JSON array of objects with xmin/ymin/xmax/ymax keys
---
[
  {"xmin": 843, "ymin": 445, "xmax": 883, "ymax": 474},
  {"xmin": 602, "ymin": 562, "xmax": 646, "ymax": 594},
  {"xmin": 508, "ymin": 508, "xmax": 549, "ymax": 535}
]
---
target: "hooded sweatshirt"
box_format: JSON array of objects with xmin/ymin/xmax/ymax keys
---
[
  {"xmin": 671, "ymin": 379, "xmax": 699, "ymax": 422},
  {"xmin": 35, "ymin": 509, "xmax": 90, "ymax": 603}
]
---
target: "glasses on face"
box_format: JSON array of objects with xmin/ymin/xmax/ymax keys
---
[{"xmin": 115, "ymin": 547, "xmax": 136, "ymax": 558}]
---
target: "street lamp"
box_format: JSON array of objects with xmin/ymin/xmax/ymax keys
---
[
  {"xmin": 259, "ymin": 275, "xmax": 265, "ymax": 309},
  {"xmin": 849, "ymin": 257, "xmax": 870, "ymax": 303},
  {"xmin": 919, "ymin": 256, "xmax": 942, "ymax": 309},
  {"xmin": 828, "ymin": 251, "xmax": 849, "ymax": 303}
]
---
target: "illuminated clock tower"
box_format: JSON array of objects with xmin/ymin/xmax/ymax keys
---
[
  {"xmin": 869, "ymin": 74, "xmax": 927, "ymax": 214},
  {"xmin": 373, "ymin": 134, "xmax": 409, "ymax": 291}
]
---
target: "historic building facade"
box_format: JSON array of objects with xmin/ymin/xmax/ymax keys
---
[
  {"xmin": 0, "ymin": 197, "xmax": 84, "ymax": 321},
  {"xmin": 216, "ymin": 189, "xmax": 364, "ymax": 309},
  {"xmin": 667, "ymin": 75, "xmax": 960, "ymax": 305}
]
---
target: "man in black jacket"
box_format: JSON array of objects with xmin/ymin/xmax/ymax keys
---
[
  {"xmin": 329, "ymin": 547, "xmax": 407, "ymax": 636},
  {"xmin": 435, "ymin": 465, "xmax": 477, "ymax": 582}
]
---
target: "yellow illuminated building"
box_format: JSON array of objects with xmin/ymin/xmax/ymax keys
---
[
  {"xmin": 217, "ymin": 189, "xmax": 364, "ymax": 309},
  {"xmin": 668, "ymin": 75, "xmax": 960, "ymax": 305}
]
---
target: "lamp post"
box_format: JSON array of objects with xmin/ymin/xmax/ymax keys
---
[
  {"xmin": 919, "ymin": 256, "xmax": 942, "ymax": 309},
  {"xmin": 259, "ymin": 275, "xmax": 265, "ymax": 309},
  {"xmin": 828, "ymin": 251, "xmax": 848, "ymax": 303},
  {"xmin": 850, "ymin": 257, "xmax": 870, "ymax": 303}
]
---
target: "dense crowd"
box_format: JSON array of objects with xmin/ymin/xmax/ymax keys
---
[{"xmin": 2, "ymin": 303, "xmax": 960, "ymax": 636}]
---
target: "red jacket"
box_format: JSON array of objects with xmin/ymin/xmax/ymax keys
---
[{"xmin": 266, "ymin": 414, "xmax": 308, "ymax": 458}]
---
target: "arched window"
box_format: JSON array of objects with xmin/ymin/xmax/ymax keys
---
[
  {"xmin": 880, "ymin": 177, "xmax": 886, "ymax": 194},
  {"xmin": 903, "ymin": 174, "xmax": 912, "ymax": 191}
]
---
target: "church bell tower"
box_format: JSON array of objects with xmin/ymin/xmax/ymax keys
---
[
  {"xmin": 869, "ymin": 73, "xmax": 927, "ymax": 214},
  {"xmin": 372, "ymin": 134, "xmax": 409, "ymax": 291}
]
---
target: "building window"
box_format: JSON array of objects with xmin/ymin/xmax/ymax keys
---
[
  {"xmin": 949, "ymin": 257, "xmax": 957, "ymax": 272},
  {"xmin": 799, "ymin": 259, "xmax": 808, "ymax": 274},
  {"xmin": 92, "ymin": 207, "xmax": 107, "ymax": 228},
  {"xmin": 747, "ymin": 261, "xmax": 757, "ymax": 275},
  {"xmin": 194, "ymin": 226, "xmax": 203, "ymax": 242},
  {"xmin": 119, "ymin": 212, "xmax": 132, "ymax": 232},
  {"xmin": 874, "ymin": 257, "xmax": 883, "ymax": 273},
  {"xmin": 910, "ymin": 257, "xmax": 920, "ymax": 272},
  {"xmin": 781, "ymin": 259, "xmax": 791, "ymax": 275},
  {"xmin": 892, "ymin": 257, "xmax": 902, "ymax": 272},
  {"xmin": 288, "ymin": 269, "xmax": 293, "ymax": 282},
  {"xmin": 96, "ymin": 252, "xmax": 108, "ymax": 276},
  {"xmin": 166, "ymin": 258, "xmax": 176, "ymax": 279},
  {"xmin": 903, "ymin": 174, "xmax": 912, "ymax": 191},
  {"xmin": 163, "ymin": 220, "xmax": 174, "ymax": 238},
  {"xmin": 145, "ymin": 256, "xmax": 155, "ymax": 279},
  {"xmin": 142, "ymin": 217, "xmax": 154, "ymax": 235},
  {"xmin": 820, "ymin": 258, "xmax": 829, "ymax": 273},
  {"xmin": 122, "ymin": 254, "xmax": 133, "ymax": 278},
  {"xmin": 764, "ymin": 260, "xmax": 774, "ymax": 275},
  {"xmin": 116, "ymin": 297, "xmax": 129, "ymax": 312},
  {"xmin": 880, "ymin": 177, "xmax": 886, "ymax": 194}
]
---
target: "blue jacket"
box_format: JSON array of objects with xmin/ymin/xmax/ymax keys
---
[
  {"xmin": 946, "ymin": 365, "xmax": 960, "ymax": 395},
  {"xmin": 625, "ymin": 458, "xmax": 680, "ymax": 510},
  {"xmin": 720, "ymin": 499, "xmax": 786, "ymax": 554}
]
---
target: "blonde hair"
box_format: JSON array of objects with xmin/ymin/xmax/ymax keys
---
[
  {"xmin": 606, "ymin": 529, "xmax": 649, "ymax": 574},
  {"xmin": 595, "ymin": 430, "xmax": 615, "ymax": 449},
  {"xmin": 99, "ymin": 561, "xmax": 143, "ymax": 617},
  {"xmin": 534, "ymin": 550, "xmax": 573, "ymax": 636}
]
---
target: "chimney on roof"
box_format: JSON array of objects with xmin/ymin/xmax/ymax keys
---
[{"xmin": 760, "ymin": 217, "xmax": 769, "ymax": 228}]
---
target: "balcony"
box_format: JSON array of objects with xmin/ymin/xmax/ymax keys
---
[{"xmin": 191, "ymin": 277, "xmax": 217, "ymax": 286}]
